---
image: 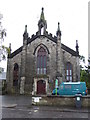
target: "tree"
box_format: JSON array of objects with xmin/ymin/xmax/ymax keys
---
[
  {"xmin": 80, "ymin": 55, "xmax": 85, "ymax": 70},
  {"xmin": 0, "ymin": 13, "xmax": 10, "ymax": 73},
  {"xmin": 80, "ymin": 55, "xmax": 90, "ymax": 88},
  {"xmin": 80, "ymin": 69, "xmax": 89, "ymax": 87}
]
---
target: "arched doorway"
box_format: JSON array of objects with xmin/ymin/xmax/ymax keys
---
[{"xmin": 37, "ymin": 80, "xmax": 46, "ymax": 94}]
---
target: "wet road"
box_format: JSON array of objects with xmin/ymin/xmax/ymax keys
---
[
  {"xmin": 1, "ymin": 95, "xmax": 90, "ymax": 119},
  {"xmin": 2, "ymin": 105, "xmax": 89, "ymax": 118}
]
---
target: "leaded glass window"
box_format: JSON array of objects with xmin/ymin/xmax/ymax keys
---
[
  {"xmin": 66, "ymin": 62, "xmax": 72, "ymax": 82},
  {"xmin": 37, "ymin": 47, "xmax": 47, "ymax": 74}
]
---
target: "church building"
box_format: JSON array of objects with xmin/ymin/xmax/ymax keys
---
[{"xmin": 6, "ymin": 8, "xmax": 80, "ymax": 95}]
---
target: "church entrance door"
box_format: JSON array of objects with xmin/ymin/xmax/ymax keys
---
[{"xmin": 37, "ymin": 80, "xmax": 46, "ymax": 94}]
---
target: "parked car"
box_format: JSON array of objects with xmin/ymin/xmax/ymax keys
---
[{"xmin": 52, "ymin": 82, "xmax": 88, "ymax": 96}]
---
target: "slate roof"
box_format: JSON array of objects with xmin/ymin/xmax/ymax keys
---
[
  {"xmin": 9, "ymin": 33, "xmax": 79, "ymax": 58},
  {"xmin": 9, "ymin": 46, "xmax": 22, "ymax": 58}
]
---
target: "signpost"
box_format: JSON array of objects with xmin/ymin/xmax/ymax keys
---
[{"xmin": 55, "ymin": 79, "xmax": 58, "ymax": 95}]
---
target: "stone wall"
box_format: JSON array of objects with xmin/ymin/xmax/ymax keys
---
[
  {"xmin": 62, "ymin": 50, "xmax": 79, "ymax": 81},
  {"xmin": 6, "ymin": 53, "xmax": 21, "ymax": 94},
  {"xmin": 7, "ymin": 35, "xmax": 80, "ymax": 94},
  {"xmin": 25, "ymin": 36, "xmax": 57, "ymax": 93},
  {"xmin": 32, "ymin": 95, "xmax": 90, "ymax": 108}
]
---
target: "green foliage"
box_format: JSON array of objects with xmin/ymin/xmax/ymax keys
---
[
  {"xmin": 0, "ymin": 67, "xmax": 4, "ymax": 73},
  {"xmin": 0, "ymin": 14, "xmax": 9, "ymax": 63},
  {"xmin": 0, "ymin": 45, "xmax": 9, "ymax": 62},
  {"xmin": 80, "ymin": 55, "xmax": 85, "ymax": 69},
  {"xmin": 0, "ymin": 14, "xmax": 9, "ymax": 73},
  {"xmin": 80, "ymin": 70, "xmax": 90, "ymax": 87},
  {"xmin": 2, "ymin": 80, "xmax": 7, "ymax": 95},
  {"xmin": 80, "ymin": 55, "xmax": 85, "ymax": 63},
  {"xmin": 80, "ymin": 55, "xmax": 90, "ymax": 88},
  {"xmin": 0, "ymin": 29, "xmax": 6, "ymax": 40}
]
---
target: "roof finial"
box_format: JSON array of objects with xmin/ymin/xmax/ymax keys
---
[
  {"xmin": 40, "ymin": 7, "xmax": 45, "ymax": 21},
  {"xmin": 8, "ymin": 43, "xmax": 11, "ymax": 57},
  {"xmin": 23, "ymin": 25, "xmax": 28, "ymax": 41},
  {"xmin": 76, "ymin": 40, "xmax": 79, "ymax": 55},
  {"xmin": 9, "ymin": 43, "xmax": 11, "ymax": 53},
  {"xmin": 42, "ymin": 7, "xmax": 44, "ymax": 12},
  {"xmin": 56, "ymin": 22, "xmax": 61, "ymax": 36},
  {"xmin": 38, "ymin": 7, "xmax": 47, "ymax": 34},
  {"xmin": 58, "ymin": 22, "xmax": 60, "ymax": 31},
  {"xmin": 25, "ymin": 25, "xmax": 27, "ymax": 33}
]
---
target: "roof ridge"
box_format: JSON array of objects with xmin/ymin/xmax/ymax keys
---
[{"xmin": 9, "ymin": 35, "xmax": 78, "ymax": 58}]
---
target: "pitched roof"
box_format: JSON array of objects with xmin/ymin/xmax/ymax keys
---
[
  {"xmin": 61, "ymin": 43, "xmax": 78, "ymax": 56},
  {"xmin": 9, "ymin": 33, "xmax": 78, "ymax": 58},
  {"xmin": 9, "ymin": 46, "xmax": 22, "ymax": 58}
]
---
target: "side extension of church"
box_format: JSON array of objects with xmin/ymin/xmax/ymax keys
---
[{"xmin": 6, "ymin": 8, "xmax": 80, "ymax": 95}]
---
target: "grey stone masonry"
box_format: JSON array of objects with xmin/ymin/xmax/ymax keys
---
[
  {"xmin": 56, "ymin": 35, "xmax": 63, "ymax": 84},
  {"xmin": 6, "ymin": 58, "xmax": 12, "ymax": 93},
  {"xmin": 20, "ymin": 40, "xmax": 27, "ymax": 94},
  {"xmin": 6, "ymin": 8, "xmax": 80, "ymax": 94}
]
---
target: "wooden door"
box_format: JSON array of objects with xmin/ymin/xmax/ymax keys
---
[{"xmin": 37, "ymin": 80, "xmax": 46, "ymax": 94}]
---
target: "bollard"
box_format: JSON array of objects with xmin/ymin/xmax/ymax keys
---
[{"xmin": 75, "ymin": 94, "xmax": 82, "ymax": 108}]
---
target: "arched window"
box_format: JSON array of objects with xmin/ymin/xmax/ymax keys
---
[
  {"xmin": 41, "ymin": 27, "xmax": 44, "ymax": 35},
  {"xmin": 37, "ymin": 47, "xmax": 47, "ymax": 74},
  {"xmin": 66, "ymin": 62, "xmax": 72, "ymax": 82},
  {"xmin": 13, "ymin": 63, "xmax": 19, "ymax": 86}
]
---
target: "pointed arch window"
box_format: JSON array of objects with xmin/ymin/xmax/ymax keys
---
[
  {"xmin": 37, "ymin": 47, "xmax": 47, "ymax": 74},
  {"xmin": 13, "ymin": 63, "xmax": 19, "ymax": 86},
  {"xmin": 66, "ymin": 62, "xmax": 72, "ymax": 82},
  {"xmin": 41, "ymin": 27, "xmax": 44, "ymax": 35}
]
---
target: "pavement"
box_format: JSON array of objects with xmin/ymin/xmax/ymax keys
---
[
  {"xmin": 1, "ymin": 95, "xmax": 89, "ymax": 113},
  {"xmin": 2, "ymin": 104, "xmax": 17, "ymax": 108},
  {"xmin": 2, "ymin": 95, "xmax": 32, "ymax": 106},
  {"xmin": 1, "ymin": 95, "xmax": 90, "ymax": 119}
]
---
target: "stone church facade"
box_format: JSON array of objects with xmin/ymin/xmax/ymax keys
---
[{"xmin": 6, "ymin": 8, "xmax": 80, "ymax": 95}]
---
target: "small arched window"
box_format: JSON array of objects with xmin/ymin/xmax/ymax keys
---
[
  {"xmin": 66, "ymin": 62, "xmax": 72, "ymax": 82},
  {"xmin": 41, "ymin": 27, "xmax": 44, "ymax": 35},
  {"xmin": 13, "ymin": 63, "xmax": 19, "ymax": 86},
  {"xmin": 37, "ymin": 47, "xmax": 47, "ymax": 74}
]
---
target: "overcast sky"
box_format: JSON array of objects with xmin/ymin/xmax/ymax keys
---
[{"xmin": 0, "ymin": 0, "xmax": 88, "ymax": 71}]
